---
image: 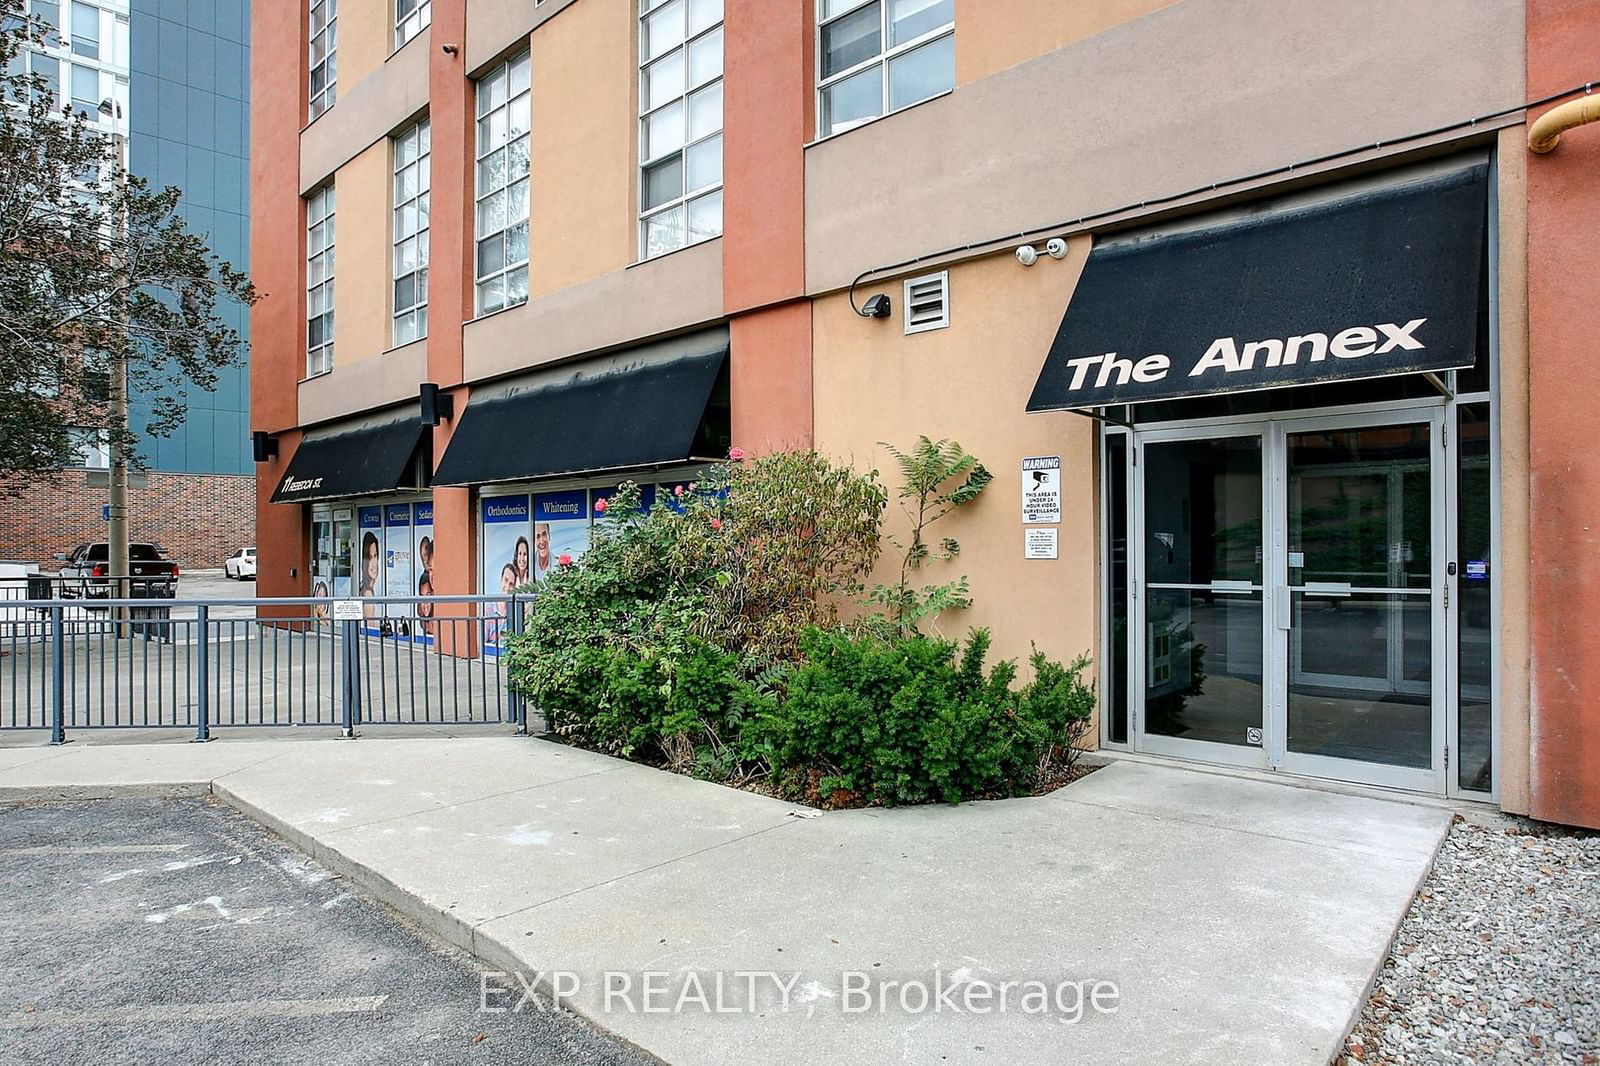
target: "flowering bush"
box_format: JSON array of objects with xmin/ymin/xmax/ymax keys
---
[
  {"xmin": 506, "ymin": 450, "xmax": 886, "ymax": 770},
  {"xmin": 505, "ymin": 443, "xmax": 1098, "ymax": 806}
]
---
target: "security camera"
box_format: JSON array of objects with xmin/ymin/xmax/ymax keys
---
[
  {"xmin": 1045, "ymin": 238, "xmax": 1068, "ymax": 259},
  {"xmin": 860, "ymin": 293, "xmax": 892, "ymax": 318},
  {"xmin": 1016, "ymin": 245, "xmax": 1039, "ymax": 267}
]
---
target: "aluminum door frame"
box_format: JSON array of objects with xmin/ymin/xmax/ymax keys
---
[
  {"xmin": 1127, "ymin": 404, "xmax": 1451, "ymax": 794},
  {"xmin": 1131, "ymin": 423, "xmax": 1271, "ymax": 772},
  {"xmin": 1267, "ymin": 407, "xmax": 1449, "ymax": 794}
]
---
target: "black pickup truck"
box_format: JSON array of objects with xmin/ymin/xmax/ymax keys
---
[{"xmin": 56, "ymin": 543, "xmax": 179, "ymax": 602}]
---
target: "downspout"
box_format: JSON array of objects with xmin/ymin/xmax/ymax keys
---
[{"xmin": 1528, "ymin": 91, "xmax": 1600, "ymax": 153}]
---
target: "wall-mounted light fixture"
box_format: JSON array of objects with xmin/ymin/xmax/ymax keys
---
[
  {"xmin": 859, "ymin": 293, "xmax": 892, "ymax": 318},
  {"xmin": 419, "ymin": 382, "xmax": 455, "ymax": 427},
  {"xmin": 250, "ymin": 430, "xmax": 278, "ymax": 463},
  {"xmin": 440, "ymin": 43, "xmax": 459, "ymax": 55}
]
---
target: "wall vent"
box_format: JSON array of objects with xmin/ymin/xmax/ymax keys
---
[{"xmin": 904, "ymin": 271, "xmax": 950, "ymax": 334}]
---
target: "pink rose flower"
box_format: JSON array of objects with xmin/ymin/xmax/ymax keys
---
[
  {"xmin": 673, "ymin": 485, "xmax": 684, "ymax": 497},
  {"xmin": 728, "ymin": 447, "xmax": 746, "ymax": 461},
  {"xmin": 709, "ymin": 517, "xmax": 723, "ymax": 532},
  {"xmin": 558, "ymin": 553, "xmax": 573, "ymax": 567},
  {"xmin": 594, "ymin": 497, "xmax": 608, "ymax": 514}
]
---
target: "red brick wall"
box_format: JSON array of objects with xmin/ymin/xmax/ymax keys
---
[{"xmin": 0, "ymin": 471, "xmax": 256, "ymax": 571}]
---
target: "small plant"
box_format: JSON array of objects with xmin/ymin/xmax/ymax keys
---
[{"xmin": 867, "ymin": 437, "xmax": 992, "ymax": 638}]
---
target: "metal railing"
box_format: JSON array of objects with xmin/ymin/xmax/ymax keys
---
[{"xmin": 0, "ymin": 595, "xmax": 532, "ymax": 742}]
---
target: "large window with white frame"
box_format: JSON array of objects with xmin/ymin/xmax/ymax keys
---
[
  {"xmin": 392, "ymin": 119, "xmax": 430, "ymax": 345},
  {"xmin": 309, "ymin": 0, "xmax": 337, "ymax": 119},
  {"xmin": 395, "ymin": 0, "xmax": 430, "ymax": 49},
  {"xmin": 816, "ymin": 0, "xmax": 953, "ymax": 138},
  {"xmin": 306, "ymin": 185, "xmax": 335, "ymax": 376},
  {"xmin": 473, "ymin": 50, "xmax": 530, "ymax": 315},
  {"xmin": 638, "ymin": 0, "xmax": 723, "ymax": 260}
]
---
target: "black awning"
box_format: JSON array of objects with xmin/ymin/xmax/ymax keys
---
[
  {"xmin": 432, "ymin": 330, "xmax": 730, "ymax": 486},
  {"xmin": 269, "ymin": 414, "xmax": 426, "ymax": 504},
  {"xmin": 1027, "ymin": 161, "xmax": 1489, "ymax": 412}
]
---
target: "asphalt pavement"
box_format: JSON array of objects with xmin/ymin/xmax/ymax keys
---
[{"xmin": 0, "ymin": 796, "xmax": 653, "ymax": 1066}]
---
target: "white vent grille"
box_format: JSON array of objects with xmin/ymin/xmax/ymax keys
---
[{"xmin": 904, "ymin": 271, "xmax": 950, "ymax": 334}]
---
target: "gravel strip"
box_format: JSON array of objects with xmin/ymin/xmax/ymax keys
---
[{"xmin": 1343, "ymin": 812, "xmax": 1600, "ymax": 1064}]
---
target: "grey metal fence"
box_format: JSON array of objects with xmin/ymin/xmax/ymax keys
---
[{"xmin": 0, "ymin": 594, "xmax": 531, "ymax": 742}]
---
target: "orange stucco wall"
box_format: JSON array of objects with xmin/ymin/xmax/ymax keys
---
[
  {"xmin": 731, "ymin": 302, "xmax": 813, "ymax": 455},
  {"xmin": 427, "ymin": 0, "xmax": 475, "ymax": 603},
  {"xmin": 723, "ymin": 0, "xmax": 809, "ymax": 313},
  {"xmin": 250, "ymin": 0, "xmax": 308, "ymax": 599},
  {"xmin": 1525, "ymin": 0, "xmax": 1600, "ymax": 829}
]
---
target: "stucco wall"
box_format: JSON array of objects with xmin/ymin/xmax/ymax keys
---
[
  {"xmin": 329, "ymin": 142, "xmax": 393, "ymax": 368},
  {"xmin": 812, "ymin": 249, "xmax": 1097, "ymax": 689},
  {"xmin": 1526, "ymin": 0, "xmax": 1600, "ymax": 829},
  {"xmin": 954, "ymin": 0, "xmax": 1179, "ymax": 84},
  {"xmin": 805, "ymin": 0, "xmax": 1525, "ymax": 293},
  {"xmin": 527, "ymin": 0, "xmax": 635, "ymax": 299}
]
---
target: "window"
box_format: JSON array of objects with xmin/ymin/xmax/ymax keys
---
[
  {"xmin": 31, "ymin": 0, "xmax": 61, "ymax": 42},
  {"xmin": 306, "ymin": 185, "xmax": 336, "ymax": 376},
  {"xmin": 70, "ymin": 428, "xmax": 109, "ymax": 470},
  {"xmin": 31, "ymin": 53, "xmax": 59, "ymax": 104},
  {"xmin": 473, "ymin": 50, "xmax": 530, "ymax": 315},
  {"xmin": 817, "ymin": 0, "xmax": 953, "ymax": 137},
  {"xmin": 638, "ymin": 0, "xmax": 723, "ymax": 259},
  {"xmin": 903, "ymin": 270, "xmax": 948, "ymax": 333},
  {"xmin": 309, "ymin": 0, "xmax": 337, "ymax": 119},
  {"xmin": 69, "ymin": 0, "xmax": 96, "ymax": 58},
  {"xmin": 392, "ymin": 119, "xmax": 430, "ymax": 345},
  {"xmin": 68, "ymin": 60, "xmax": 97, "ymax": 115},
  {"xmin": 396, "ymin": 0, "xmax": 430, "ymax": 49}
]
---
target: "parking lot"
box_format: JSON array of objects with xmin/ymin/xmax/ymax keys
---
[{"xmin": 0, "ymin": 797, "xmax": 649, "ymax": 1065}]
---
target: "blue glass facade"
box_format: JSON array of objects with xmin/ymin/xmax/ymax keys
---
[{"xmin": 127, "ymin": 0, "xmax": 251, "ymax": 475}]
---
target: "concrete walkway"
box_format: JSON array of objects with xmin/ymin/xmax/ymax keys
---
[{"xmin": 0, "ymin": 737, "xmax": 1452, "ymax": 1065}]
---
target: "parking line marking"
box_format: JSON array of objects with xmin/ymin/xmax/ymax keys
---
[
  {"xmin": 0, "ymin": 845, "xmax": 190, "ymax": 856},
  {"xmin": 3, "ymin": 996, "xmax": 389, "ymax": 1028}
]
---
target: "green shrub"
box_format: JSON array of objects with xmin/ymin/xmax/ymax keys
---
[
  {"xmin": 748, "ymin": 627, "xmax": 1095, "ymax": 806},
  {"xmin": 505, "ymin": 451, "xmax": 882, "ymax": 777}
]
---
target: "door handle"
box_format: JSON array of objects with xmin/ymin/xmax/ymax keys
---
[
  {"xmin": 1274, "ymin": 587, "xmax": 1291, "ymax": 630},
  {"xmin": 1209, "ymin": 580, "xmax": 1254, "ymax": 594},
  {"xmin": 1303, "ymin": 581, "xmax": 1353, "ymax": 598}
]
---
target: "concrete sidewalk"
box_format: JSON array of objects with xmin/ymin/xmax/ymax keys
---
[{"xmin": 0, "ymin": 737, "xmax": 1452, "ymax": 1065}]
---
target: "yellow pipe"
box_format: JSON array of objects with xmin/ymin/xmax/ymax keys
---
[{"xmin": 1529, "ymin": 94, "xmax": 1600, "ymax": 154}]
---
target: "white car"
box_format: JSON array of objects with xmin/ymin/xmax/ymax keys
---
[{"xmin": 225, "ymin": 546, "xmax": 257, "ymax": 580}]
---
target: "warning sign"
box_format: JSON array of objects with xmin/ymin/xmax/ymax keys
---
[{"xmin": 1021, "ymin": 456, "xmax": 1061, "ymax": 524}]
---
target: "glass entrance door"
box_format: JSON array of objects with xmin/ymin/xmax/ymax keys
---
[
  {"xmin": 1137, "ymin": 432, "xmax": 1268, "ymax": 769},
  {"xmin": 1132, "ymin": 410, "xmax": 1447, "ymax": 792},
  {"xmin": 1276, "ymin": 414, "xmax": 1444, "ymax": 791}
]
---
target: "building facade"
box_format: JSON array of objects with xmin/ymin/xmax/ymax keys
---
[
  {"xmin": 0, "ymin": 0, "xmax": 253, "ymax": 571},
  {"xmin": 250, "ymin": 0, "xmax": 1600, "ymax": 828}
]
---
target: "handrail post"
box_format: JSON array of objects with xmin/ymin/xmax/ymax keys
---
[
  {"xmin": 193, "ymin": 604, "xmax": 212, "ymax": 742},
  {"xmin": 508, "ymin": 595, "xmax": 527, "ymax": 735},
  {"xmin": 49, "ymin": 605, "xmax": 67, "ymax": 745},
  {"xmin": 340, "ymin": 617, "xmax": 360, "ymax": 738}
]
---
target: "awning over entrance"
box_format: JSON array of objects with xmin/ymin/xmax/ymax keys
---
[
  {"xmin": 432, "ymin": 328, "xmax": 730, "ymax": 486},
  {"xmin": 269, "ymin": 411, "xmax": 427, "ymax": 504},
  {"xmin": 1027, "ymin": 161, "xmax": 1489, "ymax": 412}
]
